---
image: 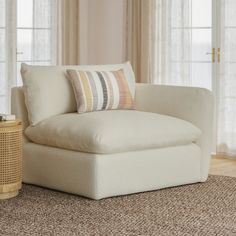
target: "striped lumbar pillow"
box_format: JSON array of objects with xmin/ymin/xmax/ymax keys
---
[{"xmin": 67, "ymin": 69, "xmax": 135, "ymax": 113}]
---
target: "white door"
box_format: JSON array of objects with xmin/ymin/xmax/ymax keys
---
[
  {"xmin": 216, "ymin": 0, "xmax": 236, "ymax": 155},
  {"xmin": 156, "ymin": 0, "xmax": 215, "ymax": 89},
  {"xmin": 0, "ymin": 0, "xmax": 57, "ymax": 113},
  {"xmin": 185, "ymin": 0, "xmax": 236, "ymax": 155}
]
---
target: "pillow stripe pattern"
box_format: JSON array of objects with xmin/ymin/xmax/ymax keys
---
[{"xmin": 67, "ymin": 69, "xmax": 135, "ymax": 113}]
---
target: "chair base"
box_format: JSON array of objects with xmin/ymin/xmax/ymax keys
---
[{"xmin": 23, "ymin": 142, "xmax": 204, "ymax": 200}]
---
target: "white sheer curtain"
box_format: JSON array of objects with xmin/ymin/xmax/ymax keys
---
[
  {"xmin": 126, "ymin": 0, "xmax": 192, "ymax": 84},
  {"xmin": 31, "ymin": 0, "xmax": 57, "ymax": 65},
  {"xmin": 217, "ymin": 0, "xmax": 236, "ymax": 156},
  {"xmin": 17, "ymin": 0, "xmax": 58, "ymax": 83},
  {"xmin": 0, "ymin": 0, "xmax": 6, "ymax": 113},
  {"xmin": 0, "ymin": 0, "xmax": 58, "ymax": 113},
  {"xmin": 126, "ymin": 0, "xmax": 236, "ymax": 157},
  {"xmin": 152, "ymin": 0, "xmax": 192, "ymax": 86}
]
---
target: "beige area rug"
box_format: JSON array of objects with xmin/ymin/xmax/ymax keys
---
[{"xmin": 1, "ymin": 175, "xmax": 236, "ymax": 236}]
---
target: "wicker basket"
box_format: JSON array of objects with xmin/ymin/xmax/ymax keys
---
[{"xmin": 0, "ymin": 120, "xmax": 22, "ymax": 199}]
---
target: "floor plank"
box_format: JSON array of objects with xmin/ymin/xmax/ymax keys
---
[{"xmin": 210, "ymin": 156, "xmax": 236, "ymax": 177}]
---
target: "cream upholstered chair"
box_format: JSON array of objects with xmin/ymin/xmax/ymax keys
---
[{"xmin": 11, "ymin": 64, "xmax": 213, "ymax": 200}]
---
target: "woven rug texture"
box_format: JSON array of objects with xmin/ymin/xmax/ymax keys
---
[{"xmin": 1, "ymin": 175, "xmax": 236, "ymax": 236}]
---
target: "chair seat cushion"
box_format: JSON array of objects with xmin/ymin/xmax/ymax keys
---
[{"xmin": 25, "ymin": 110, "xmax": 201, "ymax": 154}]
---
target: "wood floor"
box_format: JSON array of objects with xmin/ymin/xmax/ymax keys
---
[{"xmin": 210, "ymin": 156, "xmax": 236, "ymax": 177}]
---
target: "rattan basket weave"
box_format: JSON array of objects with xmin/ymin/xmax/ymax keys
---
[{"xmin": 0, "ymin": 120, "xmax": 22, "ymax": 199}]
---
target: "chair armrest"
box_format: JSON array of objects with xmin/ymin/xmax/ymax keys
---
[{"xmin": 135, "ymin": 83, "xmax": 214, "ymax": 181}]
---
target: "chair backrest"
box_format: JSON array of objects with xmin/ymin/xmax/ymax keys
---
[
  {"xmin": 21, "ymin": 62, "xmax": 135, "ymax": 126},
  {"xmin": 11, "ymin": 84, "xmax": 143, "ymax": 142}
]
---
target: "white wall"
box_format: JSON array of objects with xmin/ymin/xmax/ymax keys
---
[{"xmin": 79, "ymin": 0, "xmax": 126, "ymax": 65}]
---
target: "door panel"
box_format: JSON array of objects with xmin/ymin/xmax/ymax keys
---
[
  {"xmin": 224, "ymin": 0, "xmax": 236, "ymax": 27},
  {"xmin": 192, "ymin": 29, "xmax": 212, "ymax": 62},
  {"xmin": 17, "ymin": 29, "xmax": 33, "ymax": 61},
  {"xmin": 190, "ymin": 0, "xmax": 213, "ymax": 90},
  {"xmin": 224, "ymin": 28, "xmax": 236, "ymax": 62},
  {"xmin": 0, "ymin": 0, "xmax": 5, "ymax": 27},
  {"xmin": 217, "ymin": 0, "xmax": 236, "ymax": 154},
  {"xmin": 168, "ymin": 0, "xmax": 213, "ymax": 89},
  {"xmin": 0, "ymin": 63, "xmax": 6, "ymax": 95},
  {"xmin": 192, "ymin": 0, "xmax": 212, "ymax": 27},
  {"xmin": 192, "ymin": 63, "xmax": 212, "ymax": 89},
  {"xmin": 17, "ymin": 0, "xmax": 33, "ymax": 28}
]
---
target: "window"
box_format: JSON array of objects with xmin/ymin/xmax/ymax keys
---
[
  {"xmin": 16, "ymin": 0, "xmax": 57, "ymax": 84},
  {"xmin": 0, "ymin": 0, "xmax": 57, "ymax": 113}
]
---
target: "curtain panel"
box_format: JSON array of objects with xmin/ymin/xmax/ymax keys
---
[
  {"xmin": 0, "ymin": 0, "xmax": 58, "ymax": 113},
  {"xmin": 126, "ymin": 0, "xmax": 192, "ymax": 85},
  {"xmin": 57, "ymin": 0, "xmax": 80, "ymax": 65},
  {"xmin": 216, "ymin": 0, "xmax": 236, "ymax": 156},
  {"xmin": 153, "ymin": 0, "xmax": 192, "ymax": 86},
  {"xmin": 126, "ymin": 0, "xmax": 155, "ymax": 83},
  {"xmin": 126, "ymin": 0, "xmax": 236, "ymax": 157}
]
